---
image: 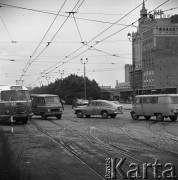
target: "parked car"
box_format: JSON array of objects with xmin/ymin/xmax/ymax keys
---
[
  {"xmin": 110, "ymin": 101, "xmax": 121, "ymax": 106},
  {"xmin": 30, "ymin": 94, "xmax": 63, "ymax": 120},
  {"xmin": 130, "ymin": 94, "xmax": 178, "ymax": 121},
  {"xmin": 74, "ymin": 100, "xmax": 123, "ymax": 118},
  {"xmin": 77, "ymin": 99, "xmax": 89, "ymax": 106},
  {"xmin": 72, "ymin": 99, "xmax": 89, "ymax": 108}
]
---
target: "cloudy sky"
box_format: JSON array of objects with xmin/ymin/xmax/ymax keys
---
[{"xmin": 0, "ymin": 0, "xmax": 177, "ymax": 87}]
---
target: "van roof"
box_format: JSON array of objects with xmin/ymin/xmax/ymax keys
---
[
  {"xmin": 136, "ymin": 94, "xmax": 178, "ymax": 98},
  {"xmin": 30, "ymin": 94, "xmax": 58, "ymax": 97}
]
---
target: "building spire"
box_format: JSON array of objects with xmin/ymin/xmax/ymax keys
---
[{"xmin": 140, "ymin": 0, "xmax": 147, "ymax": 17}]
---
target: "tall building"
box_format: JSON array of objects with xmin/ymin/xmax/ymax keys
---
[{"xmin": 131, "ymin": 2, "xmax": 178, "ymax": 94}]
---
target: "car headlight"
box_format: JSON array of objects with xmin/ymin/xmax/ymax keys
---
[{"xmin": 47, "ymin": 109, "xmax": 51, "ymax": 112}]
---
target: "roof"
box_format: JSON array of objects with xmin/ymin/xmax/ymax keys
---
[
  {"xmin": 30, "ymin": 94, "xmax": 59, "ymax": 97},
  {"xmin": 136, "ymin": 94, "xmax": 178, "ymax": 98},
  {"xmin": 0, "ymin": 85, "xmax": 28, "ymax": 91}
]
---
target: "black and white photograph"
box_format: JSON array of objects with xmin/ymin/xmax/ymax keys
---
[{"xmin": 0, "ymin": 0, "xmax": 178, "ymax": 179}]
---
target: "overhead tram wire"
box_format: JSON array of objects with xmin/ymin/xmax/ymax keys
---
[
  {"xmin": 0, "ymin": 15, "xmax": 13, "ymax": 41},
  {"xmin": 20, "ymin": 0, "xmax": 67, "ymax": 80},
  {"xmin": 29, "ymin": 0, "xmax": 168, "ymax": 86},
  {"xmin": 0, "ymin": 2, "xmax": 137, "ymax": 27},
  {"xmin": 23, "ymin": 0, "xmax": 84, "ymax": 83},
  {"xmin": 41, "ymin": 0, "xmax": 147, "ymax": 75},
  {"xmin": 20, "ymin": 0, "xmax": 83, "ymax": 80},
  {"xmin": 42, "ymin": 0, "xmax": 170, "ymax": 76}
]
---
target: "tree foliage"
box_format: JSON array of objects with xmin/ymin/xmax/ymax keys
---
[{"xmin": 31, "ymin": 74, "xmax": 101, "ymax": 100}]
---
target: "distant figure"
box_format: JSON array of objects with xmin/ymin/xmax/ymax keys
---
[
  {"xmin": 72, "ymin": 98, "xmax": 77, "ymax": 109},
  {"xmin": 60, "ymin": 99, "xmax": 64, "ymax": 110}
]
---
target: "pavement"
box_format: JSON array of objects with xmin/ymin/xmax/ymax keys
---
[{"xmin": 164, "ymin": 123, "xmax": 178, "ymax": 136}]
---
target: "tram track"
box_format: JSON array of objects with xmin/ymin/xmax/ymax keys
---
[
  {"xmin": 149, "ymin": 121, "xmax": 178, "ymax": 142},
  {"xmin": 47, "ymin": 117, "xmax": 169, "ymax": 167},
  {"xmin": 122, "ymin": 120, "xmax": 178, "ymax": 157},
  {"xmin": 25, "ymin": 117, "xmax": 171, "ymax": 179},
  {"xmin": 29, "ymin": 119, "xmax": 106, "ymax": 180},
  {"xmin": 50, "ymin": 119, "xmax": 129, "ymax": 154}
]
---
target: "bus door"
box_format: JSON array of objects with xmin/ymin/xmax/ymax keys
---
[
  {"xmin": 142, "ymin": 97, "xmax": 158, "ymax": 116},
  {"xmin": 135, "ymin": 97, "xmax": 143, "ymax": 115}
]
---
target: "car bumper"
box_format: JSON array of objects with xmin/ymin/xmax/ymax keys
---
[{"xmin": 43, "ymin": 112, "xmax": 62, "ymax": 116}]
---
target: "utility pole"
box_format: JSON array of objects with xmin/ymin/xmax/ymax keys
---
[
  {"xmin": 127, "ymin": 33, "xmax": 136, "ymax": 103},
  {"xmin": 81, "ymin": 58, "xmax": 88, "ymax": 100},
  {"xmin": 59, "ymin": 70, "xmax": 64, "ymax": 80}
]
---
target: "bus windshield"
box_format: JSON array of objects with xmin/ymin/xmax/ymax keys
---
[
  {"xmin": 44, "ymin": 96, "xmax": 60, "ymax": 104},
  {"xmin": 171, "ymin": 97, "xmax": 178, "ymax": 104},
  {"xmin": 1, "ymin": 90, "xmax": 31, "ymax": 101}
]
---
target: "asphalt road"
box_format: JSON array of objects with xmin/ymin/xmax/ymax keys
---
[{"xmin": 1, "ymin": 104, "xmax": 178, "ymax": 180}]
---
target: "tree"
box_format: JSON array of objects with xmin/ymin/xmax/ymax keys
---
[{"xmin": 30, "ymin": 74, "xmax": 101, "ymax": 101}]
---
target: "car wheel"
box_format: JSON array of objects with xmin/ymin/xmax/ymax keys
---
[
  {"xmin": 156, "ymin": 114, "xmax": 164, "ymax": 121},
  {"xmin": 85, "ymin": 115, "xmax": 91, "ymax": 118},
  {"xmin": 110, "ymin": 114, "xmax": 116, "ymax": 118},
  {"xmin": 56, "ymin": 114, "xmax": 62, "ymax": 120},
  {"xmin": 144, "ymin": 116, "xmax": 151, "ymax": 120},
  {"xmin": 77, "ymin": 111, "xmax": 83, "ymax": 118},
  {"xmin": 101, "ymin": 111, "xmax": 108, "ymax": 119},
  {"xmin": 41, "ymin": 113, "xmax": 47, "ymax": 120},
  {"xmin": 169, "ymin": 116, "xmax": 177, "ymax": 121},
  {"xmin": 131, "ymin": 112, "xmax": 139, "ymax": 120}
]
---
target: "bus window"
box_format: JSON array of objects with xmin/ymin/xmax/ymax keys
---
[
  {"xmin": 136, "ymin": 97, "xmax": 142, "ymax": 104},
  {"xmin": 171, "ymin": 97, "xmax": 178, "ymax": 104},
  {"xmin": 17, "ymin": 90, "xmax": 30, "ymax": 101},
  {"xmin": 150, "ymin": 97, "xmax": 158, "ymax": 103},
  {"xmin": 143, "ymin": 97, "xmax": 151, "ymax": 103},
  {"xmin": 1, "ymin": 90, "xmax": 30, "ymax": 101},
  {"xmin": 1, "ymin": 90, "xmax": 17, "ymax": 101}
]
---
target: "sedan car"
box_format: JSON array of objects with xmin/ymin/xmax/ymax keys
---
[{"xmin": 74, "ymin": 100, "xmax": 123, "ymax": 118}]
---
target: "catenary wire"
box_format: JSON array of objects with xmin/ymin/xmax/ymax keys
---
[
  {"xmin": 41, "ymin": 0, "xmax": 148, "ymax": 75},
  {"xmin": 0, "ymin": 14, "xmax": 13, "ymax": 41},
  {"xmin": 0, "ymin": 2, "xmax": 137, "ymax": 27},
  {"xmin": 40, "ymin": 0, "xmax": 169, "ymax": 79},
  {"xmin": 20, "ymin": 0, "xmax": 67, "ymax": 80}
]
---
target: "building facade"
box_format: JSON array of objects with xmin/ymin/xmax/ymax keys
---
[{"xmin": 129, "ymin": 2, "xmax": 178, "ymax": 95}]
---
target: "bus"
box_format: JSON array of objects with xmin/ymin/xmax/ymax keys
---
[
  {"xmin": 0, "ymin": 85, "xmax": 33, "ymax": 123},
  {"xmin": 131, "ymin": 94, "xmax": 178, "ymax": 121}
]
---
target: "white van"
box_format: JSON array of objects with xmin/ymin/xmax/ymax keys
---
[{"xmin": 130, "ymin": 94, "xmax": 178, "ymax": 121}]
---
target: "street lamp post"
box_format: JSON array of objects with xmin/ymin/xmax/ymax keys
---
[
  {"xmin": 59, "ymin": 70, "xmax": 64, "ymax": 80},
  {"xmin": 127, "ymin": 32, "xmax": 136, "ymax": 103},
  {"xmin": 46, "ymin": 77, "xmax": 50, "ymax": 85},
  {"xmin": 81, "ymin": 58, "xmax": 88, "ymax": 100}
]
